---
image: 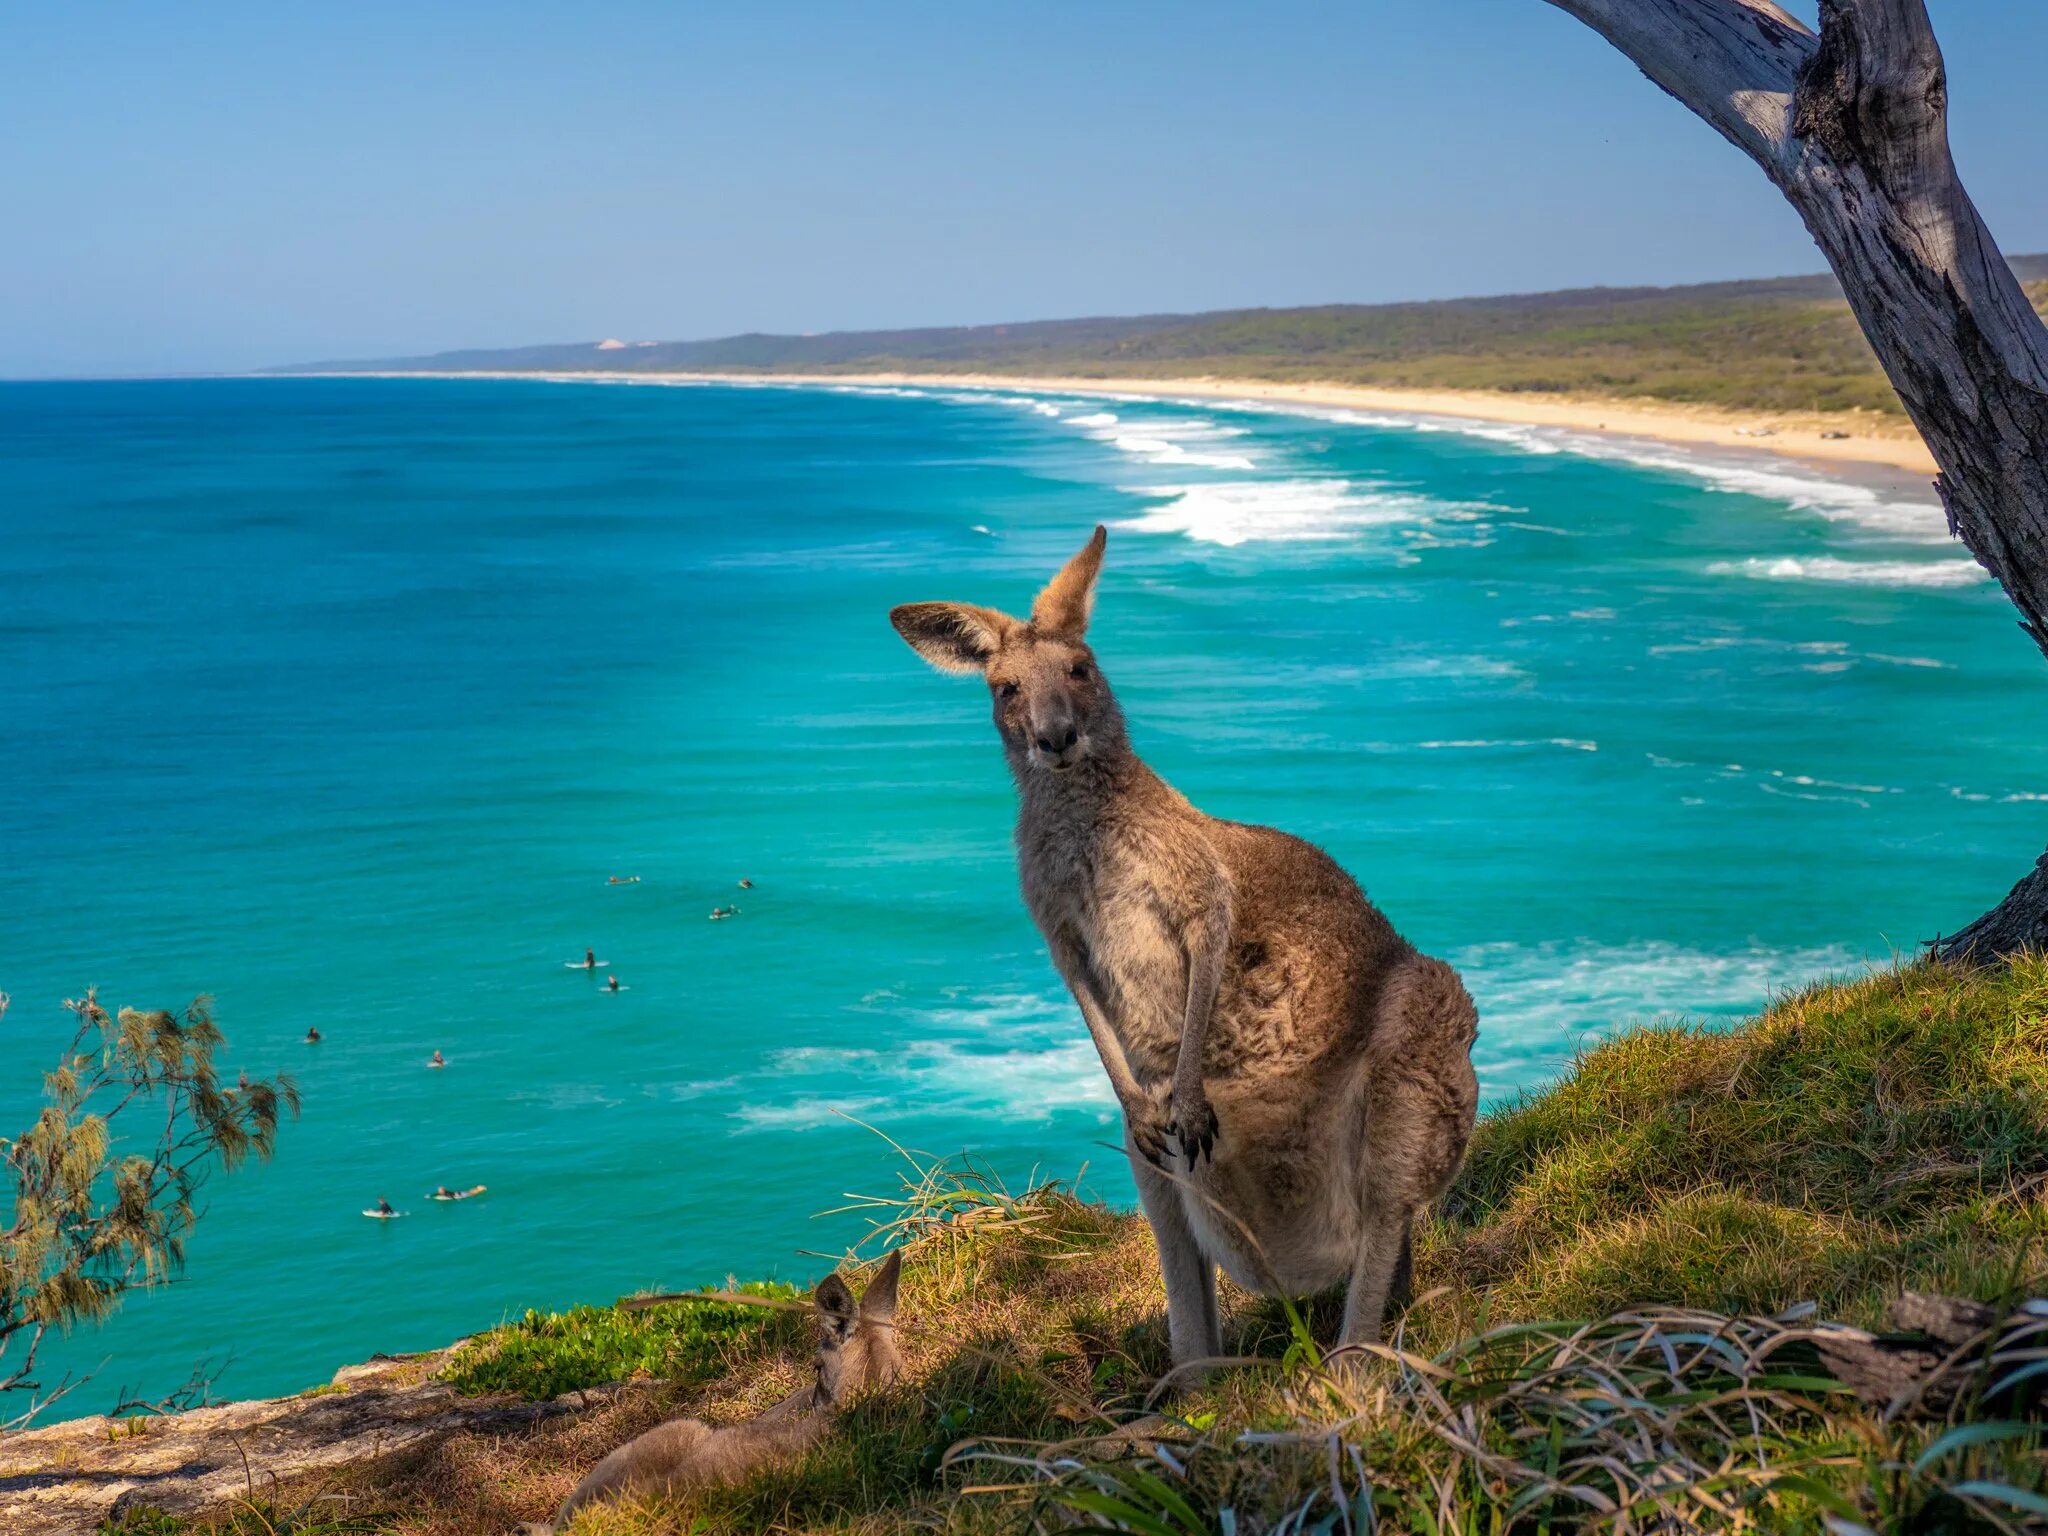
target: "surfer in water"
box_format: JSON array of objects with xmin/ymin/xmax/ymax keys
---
[
  {"xmin": 429, "ymin": 1049, "xmax": 446, "ymax": 1069},
  {"xmin": 607, "ymin": 974, "xmax": 621, "ymax": 992},
  {"xmin": 375, "ymin": 1196, "xmax": 395, "ymax": 1217},
  {"xmin": 584, "ymin": 947, "xmax": 597, "ymax": 969},
  {"xmin": 434, "ymin": 1185, "xmax": 457, "ymax": 1200},
  {"xmin": 738, "ymin": 878, "xmax": 753, "ymax": 889},
  {"xmin": 305, "ymin": 1026, "xmax": 321, "ymax": 1044}
]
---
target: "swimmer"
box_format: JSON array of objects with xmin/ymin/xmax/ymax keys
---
[
  {"xmin": 429, "ymin": 1050, "xmax": 446, "ymax": 1069},
  {"xmin": 305, "ymin": 1027, "xmax": 322, "ymax": 1044},
  {"xmin": 607, "ymin": 974, "xmax": 620, "ymax": 992}
]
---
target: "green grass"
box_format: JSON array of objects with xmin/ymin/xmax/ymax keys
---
[
  {"xmin": 102, "ymin": 1504, "xmax": 387, "ymax": 1535},
  {"xmin": 106, "ymin": 960, "xmax": 2048, "ymax": 1535},
  {"xmin": 441, "ymin": 1280, "xmax": 805, "ymax": 1401},
  {"xmin": 1427, "ymin": 958, "xmax": 2048, "ymax": 1327}
]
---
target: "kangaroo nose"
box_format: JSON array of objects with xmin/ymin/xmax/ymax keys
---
[{"xmin": 1037, "ymin": 726, "xmax": 1079, "ymax": 753}]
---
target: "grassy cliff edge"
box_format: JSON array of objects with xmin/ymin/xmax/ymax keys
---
[{"xmin": 105, "ymin": 960, "xmax": 2048, "ymax": 1534}]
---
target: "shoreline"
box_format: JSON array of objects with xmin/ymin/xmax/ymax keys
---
[{"xmin": 298, "ymin": 367, "xmax": 1941, "ymax": 480}]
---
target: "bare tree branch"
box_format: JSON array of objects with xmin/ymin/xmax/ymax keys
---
[
  {"xmin": 1547, "ymin": 0, "xmax": 2048, "ymax": 960},
  {"xmin": 1544, "ymin": 0, "xmax": 1813, "ymax": 165}
]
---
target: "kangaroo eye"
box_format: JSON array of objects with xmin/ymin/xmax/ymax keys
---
[
  {"xmin": 1069, "ymin": 663, "xmax": 1089, "ymax": 681},
  {"xmin": 997, "ymin": 681, "xmax": 1019, "ymax": 699}
]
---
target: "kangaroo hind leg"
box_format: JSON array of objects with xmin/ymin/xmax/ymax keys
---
[
  {"xmin": 1130, "ymin": 1148, "xmax": 1222, "ymax": 1370},
  {"xmin": 1340, "ymin": 955, "xmax": 1479, "ymax": 1351}
]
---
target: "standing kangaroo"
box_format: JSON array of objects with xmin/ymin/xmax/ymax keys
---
[
  {"xmin": 534, "ymin": 1252, "xmax": 901, "ymax": 1532},
  {"xmin": 891, "ymin": 528, "xmax": 1477, "ymax": 1364}
]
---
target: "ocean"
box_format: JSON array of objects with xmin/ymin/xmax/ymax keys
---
[{"xmin": 2, "ymin": 375, "xmax": 2040, "ymax": 1411}]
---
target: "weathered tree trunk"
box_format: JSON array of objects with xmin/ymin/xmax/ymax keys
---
[{"xmin": 1545, "ymin": 0, "xmax": 2048, "ymax": 961}]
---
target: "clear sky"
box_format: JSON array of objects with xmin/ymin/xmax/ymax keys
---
[{"xmin": 2, "ymin": 1, "xmax": 2042, "ymax": 377}]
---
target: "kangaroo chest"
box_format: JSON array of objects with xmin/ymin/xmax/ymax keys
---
[{"xmin": 1018, "ymin": 826, "xmax": 1188, "ymax": 1068}]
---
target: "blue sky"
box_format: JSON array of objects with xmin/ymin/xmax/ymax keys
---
[{"xmin": 3, "ymin": 1, "xmax": 2043, "ymax": 376}]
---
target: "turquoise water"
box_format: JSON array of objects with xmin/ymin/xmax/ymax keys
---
[{"xmin": 3, "ymin": 376, "xmax": 2042, "ymax": 1410}]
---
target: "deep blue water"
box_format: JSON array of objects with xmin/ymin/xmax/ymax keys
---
[{"xmin": 2, "ymin": 375, "xmax": 2041, "ymax": 1410}]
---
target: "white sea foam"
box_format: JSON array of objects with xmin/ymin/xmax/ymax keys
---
[
  {"xmin": 733, "ymin": 1096, "xmax": 890, "ymax": 1130},
  {"xmin": 1072, "ymin": 412, "xmax": 1259, "ymax": 469},
  {"xmin": 1707, "ymin": 556, "xmax": 1988, "ymax": 589},
  {"xmin": 1119, "ymin": 391, "xmax": 1949, "ymax": 545},
  {"xmin": 733, "ymin": 990, "xmax": 1112, "ymax": 1129},
  {"xmin": 1586, "ymin": 445, "xmax": 1950, "ymax": 542},
  {"xmin": 1104, "ymin": 434, "xmax": 1259, "ymax": 470},
  {"xmin": 905, "ymin": 1039, "xmax": 1117, "ymax": 1119},
  {"xmin": 1643, "ymin": 752, "xmax": 1905, "ymax": 807},
  {"xmin": 1416, "ymin": 738, "xmax": 1598, "ymax": 753},
  {"xmin": 1359, "ymin": 654, "xmax": 1529, "ymax": 682},
  {"xmin": 1458, "ymin": 939, "xmax": 1875, "ymax": 1101},
  {"xmin": 1948, "ymin": 783, "xmax": 2048, "ymax": 805},
  {"xmin": 1116, "ymin": 478, "xmax": 1504, "ymax": 548}
]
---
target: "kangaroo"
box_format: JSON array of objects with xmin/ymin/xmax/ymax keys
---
[
  {"xmin": 534, "ymin": 1251, "xmax": 901, "ymax": 1532},
  {"xmin": 890, "ymin": 527, "xmax": 1478, "ymax": 1365}
]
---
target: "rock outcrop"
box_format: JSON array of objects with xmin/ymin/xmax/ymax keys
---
[{"xmin": 0, "ymin": 1349, "xmax": 602, "ymax": 1535}]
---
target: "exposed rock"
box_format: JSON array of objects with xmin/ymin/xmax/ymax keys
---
[{"xmin": 0, "ymin": 1347, "xmax": 596, "ymax": 1535}]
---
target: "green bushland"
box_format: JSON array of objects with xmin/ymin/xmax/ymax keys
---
[
  {"xmin": 102, "ymin": 959, "xmax": 2048, "ymax": 1535},
  {"xmin": 305, "ymin": 264, "xmax": 2048, "ymax": 420}
]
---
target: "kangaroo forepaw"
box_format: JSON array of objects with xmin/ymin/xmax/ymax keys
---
[
  {"xmin": 1170, "ymin": 1094, "xmax": 1219, "ymax": 1169},
  {"xmin": 1126, "ymin": 1095, "xmax": 1173, "ymax": 1167}
]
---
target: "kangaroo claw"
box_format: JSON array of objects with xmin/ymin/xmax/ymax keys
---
[
  {"xmin": 1127, "ymin": 1103, "xmax": 1173, "ymax": 1167},
  {"xmin": 1172, "ymin": 1099, "xmax": 1220, "ymax": 1169}
]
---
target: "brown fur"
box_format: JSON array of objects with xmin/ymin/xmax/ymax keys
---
[
  {"xmin": 535, "ymin": 1252, "xmax": 901, "ymax": 1532},
  {"xmin": 892, "ymin": 528, "xmax": 1478, "ymax": 1364}
]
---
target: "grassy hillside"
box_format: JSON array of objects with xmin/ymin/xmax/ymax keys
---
[
  {"xmin": 281, "ymin": 258, "xmax": 2048, "ymax": 418},
  {"xmin": 110, "ymin": 959, "xmax": 2048, "ymax": 1535}
]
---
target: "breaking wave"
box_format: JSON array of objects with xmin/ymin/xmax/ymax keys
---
[
  {"xmin": 1707, "ymin": 555, "xmax": 1988, "ymax": 588},
  {"xmin": 1116, "ymin": 478, "xmax": 1503, "ymax": 548}
]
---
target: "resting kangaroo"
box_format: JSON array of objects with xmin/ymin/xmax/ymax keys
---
[
  {"xmin": 891, "ymin": 527, "xmax": 1478, "ymax": 1364},
  {"xmin": 535, "ymin": 1252, "xmax": 901, "ymax": 1532}
]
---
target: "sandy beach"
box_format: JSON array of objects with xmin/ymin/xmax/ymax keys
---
[
  {"xmin": 667, "ymin": 372, "xmax": 1941, "ymax": 479},
  {"xmin": 315, "ymin": 366, "xmax": 1941, "ymax": 481}
]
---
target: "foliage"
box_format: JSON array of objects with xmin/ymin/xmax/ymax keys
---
[
  {"xmin": 101, "ymin": 1498, "xmax": 387, "ymax": 1534},
  {"xmin": 997, "ymin": 1305, "xmax": 2048, "ymax": 1535},
  {"xmin": 2, "ymin": 987, "xmax": 297, "ymax": 1426},
  {"xmin": 327, "ymin": 262, "xmax": 2048, "ymax": 419},
  {"xmin": 442, "ymin": 1281, "xmax": 806, "ymax": 1402},
  {"xmin": 1426, "ymin": 956, "xmax": 2048, "ymax": 1328},
  {"xmin": 71, "ymin": 961, "xmax": 2048, "ymax": 1533}
]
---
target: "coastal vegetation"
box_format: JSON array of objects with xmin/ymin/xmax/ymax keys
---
[
  {"xmin": 98, "ymin": 958, "xmax": 2048, "ymax": 1534},
  {"xmin": 0, "ymin": 990, "xmax": 295, "ymax": 1428},
  {"xmin": 286, "ymin": 260, "xmax": 2048, "ymax": 420}
]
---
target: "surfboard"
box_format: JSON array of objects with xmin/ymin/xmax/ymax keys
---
[
  {"xmin": 564, "ymin": 960, "xmax": 608, "ymax": 969},
  {"xmin": 362, "ymin": 1209, "xmax": 405, "ymax": 1220}
]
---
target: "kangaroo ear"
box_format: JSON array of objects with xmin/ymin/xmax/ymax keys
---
[
  {"xmin": 1030, "ymin": 526, "xmax": 1107, "ymax": 640},
  {"xmin": 858, "ymin": 1249, "xmax": 902, "ymax": 1325},
  {"xmin": 890, "ymin": 602, "xmax": 1012, "ymax": 675},
  {"xmin": 814, "ymin": 1271, "xmax": 859, "ymax": 1343}
]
